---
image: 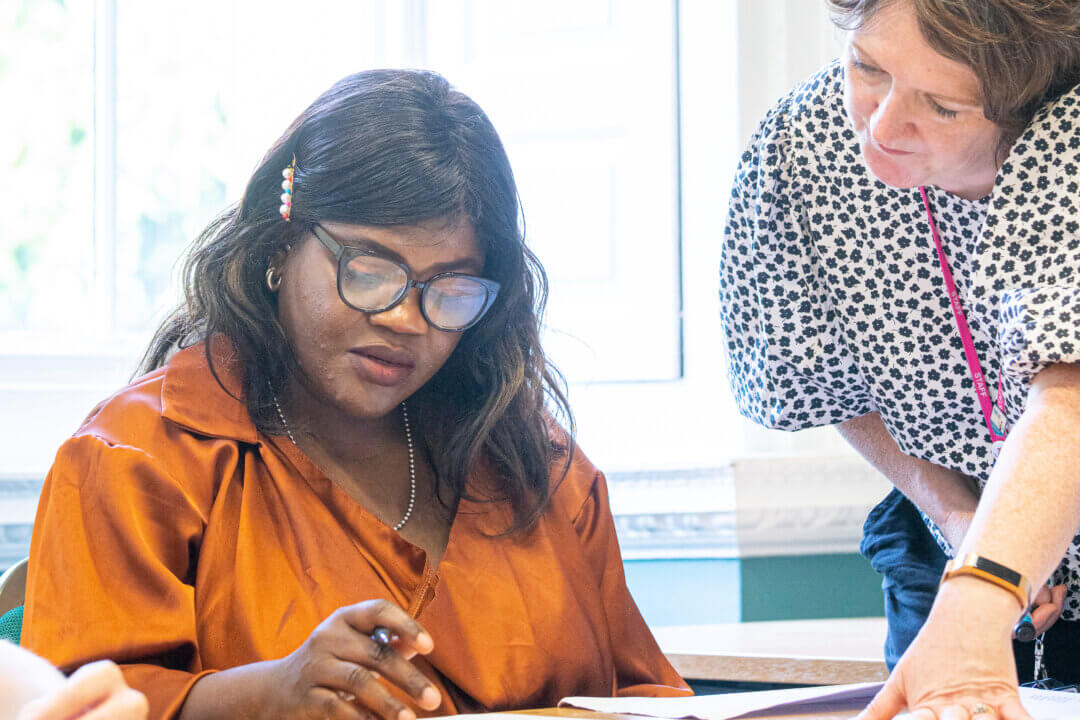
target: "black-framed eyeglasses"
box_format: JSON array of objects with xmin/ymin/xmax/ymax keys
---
[{"xmin": 312, "ymin": 224, "xmax": 500, "ymax": 332}]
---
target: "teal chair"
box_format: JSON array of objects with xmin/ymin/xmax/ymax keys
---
[{"xmin": 0, "ymin": 557, "xmax": 28, "ymax": 644}]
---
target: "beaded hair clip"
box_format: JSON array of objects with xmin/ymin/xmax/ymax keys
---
[{"xmin": 280, "ymin": 154, "xmax": 295, "ymax": 221}]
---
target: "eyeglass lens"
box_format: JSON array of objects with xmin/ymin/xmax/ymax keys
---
[{"xmin": 342, "ymin": 254, "xmax": 492, "ymax": 330}]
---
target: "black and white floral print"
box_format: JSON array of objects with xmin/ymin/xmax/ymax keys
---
[{"xmin": 720, "ymin": 61, "xmax": 1080, "ymax": 617}]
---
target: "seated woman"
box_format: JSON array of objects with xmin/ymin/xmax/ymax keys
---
[{"xmin": 21, "ymin": 70, "xmax": 689, "ymax": 720}]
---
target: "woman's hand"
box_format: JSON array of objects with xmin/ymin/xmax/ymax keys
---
[
  {"xmin": 260, "ymin": 600, "xmax": 442, "ymax": 720},
  {"xmin": 17, "ymin": 660, "xmax": 148, "ymax": 720},
  {"xmin": 1030, "ymin": 583, "xmax": 1067, "ymax": 635},
  {"xmin": 858, "ymin": 578, "xmax": 1032, "ymax": 720}
]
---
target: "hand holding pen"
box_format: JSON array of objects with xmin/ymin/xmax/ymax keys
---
[
  {"xmin": 254, "ymin": 600, "xmax": 442, "ymax": 720},
  {"xmin": 1013, "ymin": 583, "xmax": 1067, "ymax": 640}
]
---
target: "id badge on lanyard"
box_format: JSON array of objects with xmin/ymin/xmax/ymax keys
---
[
  {"xmin": 920, "ymin": 187, "xmax": 1009, "ymax": 461},
  {"xmin": 990, "ymin": 380, "xmax": 1008, "ymax": 460}
]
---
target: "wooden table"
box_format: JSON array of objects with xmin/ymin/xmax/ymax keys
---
[
  {"xmin": 464, "ymin": 620, "xmax": 889, "ymax": 720},
  {"xmin": 653, "ymin": 618, "xmax": 889, "ymax": 686}
]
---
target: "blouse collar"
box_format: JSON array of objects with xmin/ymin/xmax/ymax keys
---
[{"xmin": 160, "ymin": 336, "xmax": 260, "ymax": 444}]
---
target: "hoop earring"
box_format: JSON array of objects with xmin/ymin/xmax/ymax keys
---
[{"xmin": 266, "ymin": 266, "xmax": 282, "ymax": 292}]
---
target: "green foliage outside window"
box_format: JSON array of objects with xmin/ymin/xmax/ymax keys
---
[{"xmin": 1, "ymin": 0, "xmax": 93, "ymax": 334}]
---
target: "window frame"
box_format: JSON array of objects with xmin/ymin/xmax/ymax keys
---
[
  {"xmin": 2, "ymin": 3, "xmax": 868, "ymax": 567},
  {"xmin": 3, "ymin": 0, "xmax": 749, "ymax": 478}
]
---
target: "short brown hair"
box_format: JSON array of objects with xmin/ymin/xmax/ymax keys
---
[{"xmin": 827, "ymin": 0, "xmax": 1080, "ymax": 149}]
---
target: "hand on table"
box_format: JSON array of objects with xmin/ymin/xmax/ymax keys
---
[
  {"xmin": 858, "ymin": 579, "xmax": 1032, "ymax": 720},
  {"xmin": 262, "ymin": 600, "xmax": 442, "ymax": 720},
  {"xmin": 16, "ymin": 660, "xmax": 148, "ymax": 720}
]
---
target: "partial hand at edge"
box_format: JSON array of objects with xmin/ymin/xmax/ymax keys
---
[
  {"xmin": 17, "ymin": 660, "xmax": 148, "ymax": 720},
  {"xmin": 1030, "ymin": 584, "xmax": 1067, "ymax": 636}
]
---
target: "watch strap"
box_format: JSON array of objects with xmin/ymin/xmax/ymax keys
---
[{"xmin": 942, "ymin": 554, "xmax": 1031, "ymax": 610}]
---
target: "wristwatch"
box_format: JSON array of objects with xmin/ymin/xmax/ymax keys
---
[{"xmin": 941, "ymin": 554, "xmax": 1031, "ymax": 609}]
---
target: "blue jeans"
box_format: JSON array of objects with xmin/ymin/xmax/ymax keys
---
[
  {"xmin": 860, "ymin": 488, "xmax": 946, "ymax": 670},
  {"xmin": 861, "ymin": 489, "xmax": 1080, "ymax": 681}
]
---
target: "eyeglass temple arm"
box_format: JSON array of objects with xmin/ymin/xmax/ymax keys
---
[{"xmin": 312, "ymin": 225, "xmax": 344, "ymax": 258}]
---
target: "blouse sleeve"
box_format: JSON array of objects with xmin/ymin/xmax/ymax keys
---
[
  {"xmin": 720, "ymin": 105, "xmax": 875, "ymax": 430},
  {"xmin": 22, "ymin": 434, "xmax": 214, "ymax": 720},
  {"xmin": 983, "ymin": 85, "xmax": 1080, "ymax": 394},
  {"xmin": 999, "ymin": 286, "xmax": 1080, "ymax": 385},
  {"xmin": 571, "ymin": 469, "xmax": 691, "ymax": 698}
]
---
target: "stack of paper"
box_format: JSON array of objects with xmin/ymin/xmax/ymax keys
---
[
  {"xmin": 559, "ymin": 682, "xmax": 1080, "ymax": 720},
  {"xmin": 562, "ymin": 682, "xmax": 880, "ymax": 719}
]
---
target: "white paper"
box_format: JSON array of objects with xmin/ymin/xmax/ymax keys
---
[
  {"xmin": 560, "ymin": 682, "xmax": 882, "ymax": 719},
  {"xmin": 442, "ymin": 716, "xmax": 563, "ymax": 720},
  {"xmin": 1016, "ymin": 688, "xmax": 1080, "ymax": 720},
  {"xmin": 561, "ymin": 683, "xmax": 1080, "ymax": 720}
]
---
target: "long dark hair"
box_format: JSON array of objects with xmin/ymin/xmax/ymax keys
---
[{"xmin": 141, "ymin": 69, "xmax": 574, "ymax": 532}]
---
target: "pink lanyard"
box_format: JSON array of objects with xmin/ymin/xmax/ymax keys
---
[{"xmin": 919, "ymin": 186, "xmax": 1007, "ymax": 445}]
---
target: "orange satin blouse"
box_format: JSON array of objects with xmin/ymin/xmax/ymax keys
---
[{"xmin": 22, "ymin": 342, "xmax": 690, "ymax": 719}]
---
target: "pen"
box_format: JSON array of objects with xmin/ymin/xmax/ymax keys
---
[
  {"xmin": 1013, "ymin": 611, "xmax": 1036, "ymax": 642},
  {"xmin": 1014, "ymin": 581, "xmax": 1057, "ymax": 641}
]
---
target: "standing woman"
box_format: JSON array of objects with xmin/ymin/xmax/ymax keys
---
[
  {"xmin": 22, "ymin": 70, "xmax": 688, "ymax": 720},
  {"xmin": 721, "ymin": 1, "xmax": 1080, "ymax": 717}
]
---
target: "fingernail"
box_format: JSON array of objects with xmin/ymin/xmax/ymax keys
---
[
  {"xmin": 417, "ymin": 632, "xmax": 434, "ymax": 652},
  {"xmin": 398, "ymin": 709, "xmax": 416, "ymax": 720},
  {"xmin": 421, "ymin": 686, "xmax": 441, "ymax": 708}
]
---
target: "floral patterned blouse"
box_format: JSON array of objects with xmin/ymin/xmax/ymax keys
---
[{"xmin": 721, "ymin": 61, "xmax": 1080, "ymax": 618}]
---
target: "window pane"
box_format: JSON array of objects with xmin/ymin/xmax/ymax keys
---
[
  {"xmin": 112, "ymin": 2, "xmax": 210, "ymax": 333},
  {"xmin": 0, "ymin": 0, "xmax": 93, "ymax": 339},
  {"xmin": 112, "ymin": 0, "xmax": 393, "ymax": 336},
  {"xmin": 426, "ymin": 0, "xmax": 681, "ymax": 383},
  {"xmin": 113, "ymin": 1, "xmax": 232, "ymax": 334}
]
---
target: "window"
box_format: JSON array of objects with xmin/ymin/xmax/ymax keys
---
[
  {"xmin": 428, "ymin": 1, "xmax": 682, "ymax": 382},
  {"xmin": 2, "ymin": 0, "xmax": 94, "ymax": 340},
  {"xmin": 4, "ymin": 0, "xmax": 714, "ymax": 473},
  {"xmin": 2, "ymin": 2, "xmax": 864, "ymax": 567}
]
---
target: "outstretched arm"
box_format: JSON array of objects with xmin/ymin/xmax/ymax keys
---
[{"xmin": 860, "ymin": 363, "xmax": 1080, "ymax": 720}]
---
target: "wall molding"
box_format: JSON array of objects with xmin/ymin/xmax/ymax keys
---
[
  {"xmin": 610, "ymin": 455, "xmax": 890, "ymax": 560},
  {"xmin": 0, "ymin": 456, "xmax": 891, "ymax": 568},
  {"xmin": 731, "ymin": 456, "xmax": 891, "ymax": 558}
]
